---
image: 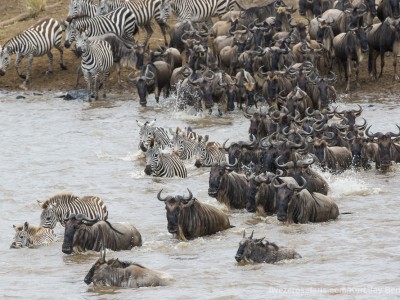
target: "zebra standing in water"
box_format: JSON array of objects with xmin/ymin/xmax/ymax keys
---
[
  {"xmin": 170, "ymin": 127, "xmax": 197, "ymax": 160},
  {"xmin": 170, "ymin": 0, "xmax": 237, "ymax": 25},
  {"xmin": 64, "ymin": 7, "xmax": 138, "ymax": 48},
  {"xmin": 10, "ymin": 222, "xmax": 57, "ymax": 249},
  {"xmin": 75, "ymin": 31, "xmax": 114, "ymax": 101},
  {"xmin": 38, "ymin": 193, "xmax": 109, "ymax": 229},
  {"xmin": 137, "ymin": 119, "xmax": 172, "ymax": 150},
  {"xmin": 141, "ymin": 140, "xmax": 188, "ymax": 178},
  {"xmin": 0, "ymin": 18, "xmax": 67, "ymax": 86},
  {"xmin": 97, "ymin": 0, "xmax": 171, "ymax": 46},
  {"xmin": 194, "ymin": 135, "xmax": 226, "ymax": 167}
]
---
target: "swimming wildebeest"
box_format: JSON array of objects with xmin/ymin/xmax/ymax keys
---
[
  {"xmin": 84, "ymin": 247, "xmax": 173, "ymax": 288},
  {"xmin": 235, "ymin": 230, "xmax": 301, "ymax": 264},
  {"xmin": 157, "ymin": 188, "xmax": 232, "ymax": 240},
  {"xmin": 62, "ymin": 213, "xmax": 142, "ymax": 254}
]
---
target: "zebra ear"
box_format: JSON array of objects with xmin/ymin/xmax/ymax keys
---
[
  {"xmin": 242, "ymin": 230, "xmax": 246, "ymax": 238},
  {"xmin": 37, "ymin": 200, "xmax": 44, "ymax": 208},
  {"xmin": 13, "ymin": 225, "xmax": 17, "ymax": 231},
  {"xmin": 204, "ymin": 135, "xmax": 209, "ymax": 142},
  {"xmin": 148, "ymin": 119, "xmax": 156, "ymax": 126},
  {"xmin": 23, "ymin": 222, "xmax": 29, "ymax": 231}
]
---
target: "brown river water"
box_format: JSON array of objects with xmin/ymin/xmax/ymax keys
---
[{"xmin": 1, "ymin": 90, "xmax": 399, "ymax": 300}]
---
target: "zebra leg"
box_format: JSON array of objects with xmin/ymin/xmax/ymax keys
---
[
  {"xmin": 55, "ymin": 43, "xmax": 67, "ymax": 70},
  {"xmin": 46, "ymin": 51, "xmax": 54, "ymax": 75},
  {"xmin": 103, "ymin": 71, "xmax": 110, "ymax": 99},
  {"xmin": 14, "ymin": 53, "xmax": 25, "ymax": 80},
  {"xmin": 93, "ymin": 73, "xmax": 99, "ymax": 101},
  {"xmin": 24, "ymin": 53, "xmax": 34, "ymax": 85},
  {"xmin": 158, "ymin": 22, "xmax": 169, "ymax": 46},
  {"xmin": 143, "ymin": 23, "xmax": 153, "ymax": 47},
  {"xmin": 75, "ymin": 65, "xmax": 82, "ymax": 89},
  {"xmin": 83, "ymin": 70, "xmax": 91, "ymax": 101}
]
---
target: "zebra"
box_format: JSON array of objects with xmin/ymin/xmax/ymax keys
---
[
  {"xmin": 194, "ymin": 135, "xmax": 226, "ymax": 167},
  {"xmin": 170, "ymin": 0, "xmax": 237, "ymax": 26},
  {"xmin": 170, "ymin": 127, "xmax": 197, "ymax": 159},
  {"xmin": 67, "ymin": 0, "xmax": 98, "ymax": 19},
  {"xmin": 141, "ymin": 140, "xmax": 188, "ymax": 178},
  {"xmin": 63, "ymin": 7, "xmax": 138, "ymax": 48},
  {"xmin": 137, "ymin": 119, "xmax": 172, "ymax": 150},
  {"xmin": 38, "ymin": 193, "xmax": 109, "ymax": 229},
  {"xmin": 75, "ymin": 31, "xmax": 114, "ymax": 101},
  {"xmin": 0, "ymin": 18, "xmax": 67, "ymax": 86},
  {"xmin": 96, "ymin": 0, "xmax": 171, "ymax": 46},
  {"xmin": 11, "ymin": 222, "xmax": 57, "ymax": 249}
]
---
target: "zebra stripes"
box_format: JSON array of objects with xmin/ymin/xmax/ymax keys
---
[
  {"xmin": 11, "ymin": 222, "xmax": 57, "ymax": 248},
  {"xmin": 38, "ymin": 193, "xmax": 109, "ymax": 229},
  {"xmin": 0, "ymin": 18, "xmax": 67, "ymax": 85},
  {"xmin": 194, "ymin": 135, "xmax": 226, "ymax": 167},
  {"xmin": 75, "ymin": 31, "xmax": 114, "ymax": 101},
  {"xmin": 143, "ymin": 142, "xmax": 188, "ymax": 178},
  {"xmin": 170, "ymin": 0, "xmax": 236, "ymax": 23},
  {"xmin": 97, "ymin": 0, "xmax": 170, "ymax": 46},
  {"xmin": 170, "ymin": 127, "xmax": 197, "ymax": 159},
  {"xmin": 68, "ymin": 0, "xmax": 97, "ymax": 18},
  {"xmin": 137, "ymin": 119, "xmax": 172, "ymax": 150},
  {"xmin": 64, "ymin": 7, "xmax": 138, "ymax": 48}
]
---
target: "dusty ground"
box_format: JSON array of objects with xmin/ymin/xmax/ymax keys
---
[{"xmin": 0, "ymin": 0, "xmax": 400, "ymax": 95}]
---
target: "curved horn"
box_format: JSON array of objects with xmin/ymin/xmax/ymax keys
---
[
  {"xmin": 387, "ymin": 124, "xmax": 400, "ymax": 138},
  {"xmin": 181, "ymin": 188, "xmax": 193, "ymax": 203},
  {"xmin": 222, "ymin": 139, "xmax": 231, "ymax": 151},
  {"xmin": 365, "ymin": 125, "xmax": 380, "ymax": 138},
  {"xmin": 157, "ymin": 189, "xmax": 168, "ymax": 202}
]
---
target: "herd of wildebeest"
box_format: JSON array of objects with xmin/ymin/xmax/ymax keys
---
[{"xmin": 6, "ymin": 0, "xmax": 400, "ymax": 290}]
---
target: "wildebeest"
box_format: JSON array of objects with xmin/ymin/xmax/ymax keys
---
[
  {"xmin": 157, "ymin": 189, "xmax": 231, "ymax": 240},
  {"xmin": 235, "ymin": 230, "xmax": 301, "ymax": 264},
  {"xmin": 274, "ymin": 177, "xmax": 339, "ymax": 223},
  {"xmin": 365, "ymin": 124, "xmax": 400, "ymax": 171},
  {"xmin": 311, "ymin": 138, "xmax": 352, "ymax": 172},
  {"xmin": 208, "ymin": 162, "xmax": 249, "ymax": 209},
  {"xmin": 84, "ymin": 248, "xmax": 173, "ymax": 288},
  {"xmin": 367, "ymin": 17, "xmax": 400, "ymax": 81},
  {"xmin": 10, "ymin": 222, "xmax": 56, "ymax": 249},
  {"xmin": 62, "ymin": 213, "xmax": 142, "ymax": 254},
  {"xmin": 130, "ymin": 61, "xmax": 172, "ymax": 106}
]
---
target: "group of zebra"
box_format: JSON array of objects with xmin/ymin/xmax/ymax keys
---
[
  {"xmin": 11, "ymin": 193, "xmax": 108, "ymax": 248},
  {"xmin": 137, "ymin": 119, "xmax": 227, "ymax": 178},
  {"xmin": 0, "ymin": 0, "xmax": 239, "ymax": 92}
]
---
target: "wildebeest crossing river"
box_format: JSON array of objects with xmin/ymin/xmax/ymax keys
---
[{"xmin": 1, "ymin": 90, "xmax": 400, "ymax": 299}]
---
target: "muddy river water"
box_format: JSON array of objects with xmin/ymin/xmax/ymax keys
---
[{"xmin": 0, "ymin": 90, "xmax": 399, "ymax": 299}]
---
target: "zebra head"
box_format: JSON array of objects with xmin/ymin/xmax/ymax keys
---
[
  {"xmin": 96, "ymin": 0, "xmax": 110, "ymax": 15},
  {"xmin": 137, "ymin": 119, "xmax": 157, "ymax": 149},
  {"xmin": 159, "ymin": 0, "xmax": 171, "ymax": 23},
  {"xmin": 0, "ymin": 46, "xmax": 11, "ymax": 76},
  {"xmin": 68, "ymin": 0, "xmax": 84, "ymax": 19},
  {"xmin": 64, "ymin": 22, "xmax": 78, "ymax": 48},
  {"xmin": 75, "ymin": 31, "xmax": 90, "ymax": 56},
  {"xmin": 171, "ymin": 127, "xmax": 185, "ymax": 156},
  {"xmin": 38, "ymin": 202, "xmax": 59, "ymax": 229},
  {"xmin": 10, "ymin": 222, "xmax": 29, "ymax": 249},
  {"xmin": 142, "ymin": 140, "xmax": 161, "ymax": 176},
  {"xmin": 194, "ymin": 135, "xmax": 209, "ymax": 167}
]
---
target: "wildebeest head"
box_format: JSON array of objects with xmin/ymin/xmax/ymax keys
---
[
  {"xmin": 136, "ymin": 65, "xmax": 156, "ymax": 106},
  {"xmin": 222, "ymin": 138, "xmax": 257, "ymax": 165},
  {"xmin": 157, "ymin": 188, "xmax": 193, "ymax": 234},
  {"xmin": 365, "ymin": 125, "xmax": 400, "ymax": 170},
  {"xmin": 312, "ymin": 138, "xmax": 330, "ymax": 169},
  {"xmin": 235, "ymin": 230, "xmax": 269, "ymax": 263},
  {"xmin": 84, "ymin": 244, "xmax": 107, "ymax": 285},
  {"xmin": 208, "ymin": 161, "xmax": 237, "ymax": 197},
  {"xmin": 62, "ymin": 213, "xmax": 99, "ymax": 254},
  {"xmin": 274, "ymin": 177, "xmax": 307, "ymax": 222},
  {"xmin": 10, "ymin": 222, "xmax": 29, "ymax": 249},
  {"xmin": 245, "ymin": 172, "xmax": 275, "ymax": 212}
]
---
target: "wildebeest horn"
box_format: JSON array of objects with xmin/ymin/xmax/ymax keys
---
[
  {"xmin": 249, "ymin": 230, "xmax": 254, "ymax": 239},
  {"xmin": 365, "ymin": 125, "xmax": 380, "ymax": 138},
  {"xmin": 386, "ymin": 124, "xmax": 400, "ymax": 137},
  {"xmin": 181, "ymin": 188, "xmax": 193, "ymax": 203},
  {"xmin": 145, "ymin": 70, "xmax": 155, "ymax": 80},
  {"xmin": 222, "ymin": 139, "xmax": 231, "ymax": 151},
  {"xmin": 291, "ymin": 176, "xmax": 307, "ymax": 190},
  {"xmin": 157, "ymin": 189, "xmax": 167, "ymax": 202},
  {"xmin": 76, "ymin": 213, "xmax": 99, "ymax": 224},
  {"xmin": 273, "ymin": 178, "xmax": 287, "ymax": 188},
  {"xmin": 353, "ymin": 104, "xmax": 363, "ymax": 116},
  {"xmin": 275, "ymin": 155, "xmax": 294, "ymax": 169}
]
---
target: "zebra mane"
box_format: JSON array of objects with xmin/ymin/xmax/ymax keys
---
[
  {"xmin": 40, "ymin": 193, "xmax": 80, "ymax": 209},
  {"xmin": 14, "ymin": 224, "xmax": 42, "ymax": 234}
]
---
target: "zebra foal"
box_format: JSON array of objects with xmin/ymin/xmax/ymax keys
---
[
  {"xmin": 38, "ymin": 193, "xmax": 109, "ymax": 229},
  {"xmin": 75, "ymin": 31, "xmax": 114, "ymax": 101},
  {"xmin": 0, "ymin": 18, "xmax": 67, "ymax": 87},
  {"xmin": 11, "ymin": 222, "xmax": 57, "ymax": 249}
]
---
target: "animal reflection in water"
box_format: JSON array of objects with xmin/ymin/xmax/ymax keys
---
[
  {"xmin": 235, "ymin": 230, "xmax": 301, "ymax": 264},
  {"xmin": 84, "ymin": 246, "xmax": 173, "ymax": 288}
]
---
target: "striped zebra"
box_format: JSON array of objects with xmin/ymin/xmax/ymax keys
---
[
  {"xmin": 68, "ymin": 0, "xmax": 97, "ymax": 19},
  {"xmin": 75, "ymin": 31, "xmax": 114, "ymax": 101},
  {"xmin": 11, "ymin": 222, "xmax": 56, "ymax": 249},
  {"xmin": 170, "ymin": 127, "xmax": 197, "ymax": 159},
  {"xmin": 141, "ymin": 140, "xmax": 188, "ymax": 177},
  {"xmin": 97, "ymin": 0, "xmax": 170, "ymax": 46},
  {"xmin": 64, "ymin": 7, "xmax": 138, "ymax": 48},
  {"xmin": 38, "ymin": 193, "xmax": 109, "ymax": 229},
  {"xmin": 194, "ymin": 135, "xmax": 226, "ymax": 167},
  {"xmin": 0, "ymin": 18, "xmax": 67, "ymax": 86},
  {"xmin": 170, "ymin": 0, "xmax": 237, "ymax": 24},
  {"xmin": 137, "ymin": 119, "xmax": 172, "ymax": 150}
]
